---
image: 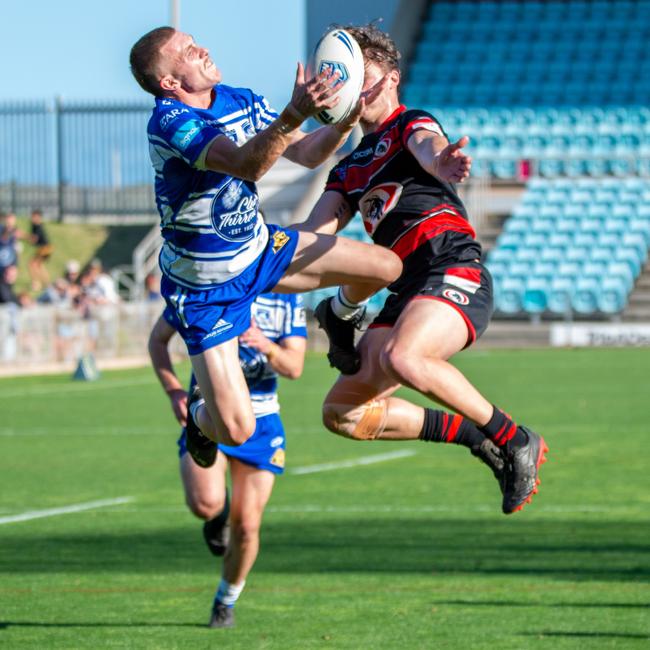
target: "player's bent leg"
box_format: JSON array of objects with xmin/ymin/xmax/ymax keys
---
[
  {"xmin": 210, "ymin": 459, "xmax": 275, "ymax": 629},
  {"xmin": 180, "ymin": 451, "xmax": 228, "ymax": 519},
  {"xmin": 180, "ymin": 452, "xmax": 231, "ymax": 556},
  {"xmin": 379, "ymin": 299, "xmax": 494, "ymax": 423},
  {"xmin": 190, "ymin": 339, "xmax": 257, "ymax": 447},
  {"xmin": 272, "ymin": 231, "xmax": 402, "ymax": 294},
  {"xmin": 379, "ymin": 298, "xmax": 546, "ymax": 514}
]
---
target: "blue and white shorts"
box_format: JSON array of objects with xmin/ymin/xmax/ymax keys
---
[
  {"xmin": 177, "ymin": 412, "xmax": 286, "ymax": 475},
  {"xmin": 161, "ymin": 224, "xmax": 299, "ymax": 355}
]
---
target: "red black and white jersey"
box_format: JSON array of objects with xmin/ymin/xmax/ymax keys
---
[{"xmin": 325, "ymin": 105, "xmax": 478, "ymax": 261}]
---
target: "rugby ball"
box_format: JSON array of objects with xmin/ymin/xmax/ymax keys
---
[{"xmin": 309, "ymin": 28, "xmax": 364, "ymax": 125}]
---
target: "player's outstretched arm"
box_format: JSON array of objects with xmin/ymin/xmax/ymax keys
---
[
  {"xmin": 239, "ymin": 320, "xmax": 307, "ymax": 380},
  {"xmin": 292, "ymin": 191, "xmax": 354, "ymax": 235},
  {"xmin": 148, "ymin": 315, "xmax": 188, "ymax": 426},
  {"xmin": 203, "ymin": 64, "xmax": 343, "ymax": 181},
  {"xmin": 407, "ymin": 131, "xmax": 472, "ymax": 184}
]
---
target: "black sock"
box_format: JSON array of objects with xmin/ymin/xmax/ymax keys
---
[
  {"xmin": 419, "ymin": 408, "xmax": 486, "ymax": 448},
  {"xmin": 480, "ymin": 406, "xmax": 527, "ymax": 448},
  {"xmin": 204, "ymin": 489, "xmax": 230, "ymax": 537}
]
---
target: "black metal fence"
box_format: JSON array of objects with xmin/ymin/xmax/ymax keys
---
[{"xmin": 0, "ymin": 99, "xmax": 156, "ymax": 221}]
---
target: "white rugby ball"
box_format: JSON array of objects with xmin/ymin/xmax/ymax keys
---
[{"xmin": 309, "ymin": 28, "xmax": 364, "ymax": 125}]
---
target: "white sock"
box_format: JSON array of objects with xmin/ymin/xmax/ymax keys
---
[
  {"xmin": 331, "ymin": 287, "xmax": 367, "ymax": 321},
  {"xmin": 188, "ymin": 397, "xmax": 205, "ymax": 422},
  {"xmin": 215, "ymin": 578, "xmax": 245, "ymax": 608}
]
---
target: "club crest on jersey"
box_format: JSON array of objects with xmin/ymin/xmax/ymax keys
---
[
  {"xmin": 359, "ymin": 182, "xmax": 403, "ymax": 235},
  {"xmin": 442, "ymin": 288, "xmax": 469, "ymax": 305},
  {"xmin": 374, "ymin": 137, "xmax": 391, "ymax": 158},
  {"xmin": 271, "ymin": 230, "xmax": 290, "ymax": 254},
  {"xmin": 211, "ymin": 181, "xmax": 259, "ymax": 242},
  {"xmin": 270, "ymin": 448, "xmax": 285, "ymax": 468}
]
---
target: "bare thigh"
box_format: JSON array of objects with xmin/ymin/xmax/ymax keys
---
[
  {"xmin": 229, "ymin": 459, "xmax": 276, "ymax": 525},
  {"xmin": 273, "ymin": 231, "xmax": 401, "ymax": 293},
  {"xmin": 190, "ymin": 338, "xmax": 256, "ymax": 445}
]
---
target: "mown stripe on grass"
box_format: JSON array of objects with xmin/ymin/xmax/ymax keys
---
[
  {"xmin": 0, "ymin": 497, "xmax": 134, "ymax": 525},
  {"xmin": 291, "ymin": 449, "xmax": 417, "ymax": 475}
]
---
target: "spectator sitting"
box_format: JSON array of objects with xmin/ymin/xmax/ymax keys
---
[
  {"xmin": 0, "ymin": 265, "xmax": 30, "ymax": 307},
  {"xmin": 64, "ymin": 259, "xmax": 81, "ymax": 286},
  {"xmin": 0, "ymin": 213, "xmax": 19, "ymax": 273},
  {"xmin": 28, "ymin": 209, "xmax": 53, "ymax": 292},
  {"xmin": 82, "ymin": 258, "xmax": 120, "ymax": 305}
]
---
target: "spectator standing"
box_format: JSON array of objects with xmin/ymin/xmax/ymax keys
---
[{"xmin": 28, "ymin": 209, "xmax": 53, "ymax": 291}]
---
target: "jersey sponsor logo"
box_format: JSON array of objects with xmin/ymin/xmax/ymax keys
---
[
  {"xmin": 160, "ymin": 108, "xmax": 190, "ymax": 130},
  {"xmin": 270, "ymin": 435, "xmax": 284, "ymax": 448},
  {"xmin": 358, "ymin": 182, "xmax": 404, "ymax": 235},
  {"xmin": 171, "ymin": 119, "xmax": 202, "ymax": 151},
  {"xmin": 374, "ymin": 137, "xmax": 391, "ymax": 158},
  {"xmin": 271, "ymin": 229, "xmax": 290, "ymax": 254},
  {"xmin": 270, "ymin": 448, "xmax": 285, "ymax": 468},
  {"xmin": 202, "ymin": 317, "xmax": 234, "ymax": 341},
  {"xmin": 210, "ymin": 180, "xmax": 259, "ymax": 242},
  {"xmin": 442, "ymin": 288, "xmax": 469, "ymax": 305},
  {"xmin": 352, "ymin": 147, "xmax": 373, "ymax": 160}
]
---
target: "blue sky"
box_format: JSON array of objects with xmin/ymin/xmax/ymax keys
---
[{"xmin": 0, "ymin": 0, "xmax": 305, "ymax": 109}]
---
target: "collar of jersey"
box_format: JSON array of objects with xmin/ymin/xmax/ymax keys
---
[{"xmin": 374, "ymin": 104, "xmax": 406, "ymax": 132}]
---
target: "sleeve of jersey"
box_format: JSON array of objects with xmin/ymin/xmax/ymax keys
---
[
  {"xmin": 401, "ymin": 110, "xmax": 447, "ymax": 147},
  {"xmin": 250, "ymin": 91, "xmax": 279, "ymax": 132},
  {"xmin": 155, "ymin": 107, "xmax": 223, "ymax": 168},
  {"xmin": 280, "ymin": 294, "xmax": 307, "ymax": 340}
]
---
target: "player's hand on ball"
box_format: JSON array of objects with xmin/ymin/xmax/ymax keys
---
[
  {"xmin": 288, "ymin": 62, "xmax": 343, "ymax": 121},
  {"xmin": 434, "ymin": 136, "xmax": 472, "ymax": 184}
]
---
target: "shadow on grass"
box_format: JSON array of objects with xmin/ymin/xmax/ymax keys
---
[
  {"xmin": 1, "ymin": 517, "xmax": 649, "ymax": 581},
  {"xmin": 521, "ymin": 631, "xmax": 650, "ymax": 640},
  {"xmin": 0, "ymin": 621, "xmax": 202, "ymax": 629}
]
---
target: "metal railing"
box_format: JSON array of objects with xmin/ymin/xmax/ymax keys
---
[{"xmin": 0, "ymin": 99, "xmax": 156, "ymax": 220}]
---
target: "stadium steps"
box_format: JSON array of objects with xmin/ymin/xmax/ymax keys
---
[{"xmin": 622, "ymin": 261, "xmax": 650, "ymax": 321}]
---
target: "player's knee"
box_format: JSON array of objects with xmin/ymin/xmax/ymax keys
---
[
  {"xmin": 186, "ymin": 493, "xmax": 226, "ymax": 521},
  {"xmin": 378, "ymin": 249, "xmax": 403, "ymax": 285},
  {"xmin": 380, "ymin": 345, "xmax": 421, "ymax": 389},
  {"xmin": 322, "ymin": 398, "xmax": 387, "ymax": 441},
  {"xmin": 221, "ymin": 415, "xmax": 256, "ymax": 446},
  {"xmin": 230, "ymin": 515, "xmax": 260, "ymax": 545}
]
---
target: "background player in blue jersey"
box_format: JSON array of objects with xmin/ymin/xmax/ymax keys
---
[
  {"xmin": 130, "ymin": 27, "xmax": 402, "ymax": 462},
  {"xmin": 149, "ymin": 292, "xmax": 307, "ymax": 629},
  {"xmin": 298, "ymin": 25, "xmax": 547, "ymax": 516}
]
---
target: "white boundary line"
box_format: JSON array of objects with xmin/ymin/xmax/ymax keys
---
[
  {"xmin": 0, "ymin": 497, "xmax": 134, "ymax": 525},
  {"xmin": 291, "ymin": 449, "xmax": 417, "ymax": 475}
]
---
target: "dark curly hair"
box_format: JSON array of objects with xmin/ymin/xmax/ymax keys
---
[{"xmin": 339, "ymin": 22, "xmax": 401, "ymax": 73}]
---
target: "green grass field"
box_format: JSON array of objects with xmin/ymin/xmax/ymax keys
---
[{"xmin": 1, "ymin": 348, "xmax": 649, "ymax": 649}]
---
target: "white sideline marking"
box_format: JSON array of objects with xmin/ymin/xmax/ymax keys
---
[
  {"xmin": 0, "ymin": 497, "xmax": 134, "ymax": 525},
  {"xmin": 291, "ymin": 449, "xmax": 417, "ymax": 475},
  {"xmin": 0, "ymin": 377, "xmax": 153, "ymax": 400}
]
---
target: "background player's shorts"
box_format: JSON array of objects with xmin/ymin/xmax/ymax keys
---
[
  {"xmin": 371, "ymin": 254, "xmax": 494, "ymax": 348},
  {"xmin": 161, "ymin": 224, "xmax": 298, "ymax": 355},
  {"xmin": 177, "ymin": 413, "xmax": 286, "ymax": 475}
]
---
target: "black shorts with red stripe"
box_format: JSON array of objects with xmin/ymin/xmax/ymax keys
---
[{"xmin": 370, "ymin": 231, "xmax": 494, "ymax": 347}]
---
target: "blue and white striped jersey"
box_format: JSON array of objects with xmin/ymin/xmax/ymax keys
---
[
  {"xmin": 241, "ymin": 293, "xmax": 307, "ymax": 417},
  {"xmin": 147, "ymin": 85, "xmax": 279, "ymax": 289}
]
